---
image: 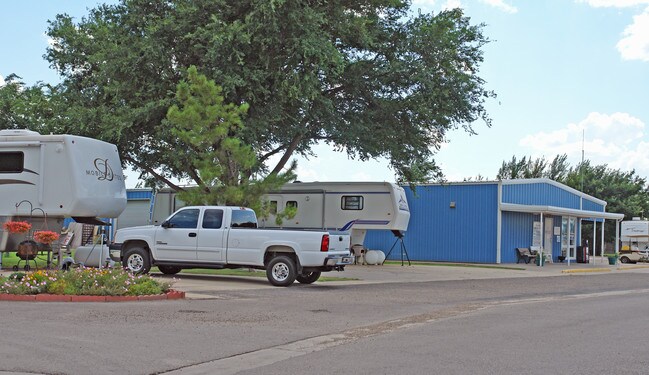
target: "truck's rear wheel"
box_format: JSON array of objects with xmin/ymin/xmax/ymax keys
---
[
  {"xmin": 157, "ymin": 265, "xmax": 182, "ymax": 275},
  {"xmin": 123, "ymin": 247, "xmax": 151, "ymax": 274},
  {"xmin": 296, "ymin": 271, "xmax": 321, "ymax": 284},
  {"xmin": 267, "ymin": 255, "xmax": 297, "ymax": 287}
]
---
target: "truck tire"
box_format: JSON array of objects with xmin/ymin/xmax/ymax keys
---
[
  {"xmin": 266, "ymin": 255, "xmax": 297, "ymax": 287},
  {"xmin": 620, "ymin": 256, "xmax": 631, "ymax": 264},
  {"xmin": 123, "ymin": 247, "xmax": 151, "ymax": 274},
  {"xmin": 296, "ymin": 271, "xmax": 321, "ymax": 284},
  {"xmin": 157, "ymin": 265, "xmax": 182, "ymax": 275}
]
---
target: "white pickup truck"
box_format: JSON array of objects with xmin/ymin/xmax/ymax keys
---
[{"xmin": 109, "ymin": 206, "xmax": 353, "ymax": 286}]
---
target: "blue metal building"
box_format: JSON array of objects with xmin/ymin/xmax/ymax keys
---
[{"xmin": 365, "ymin": 179, "xmax": 623, "ymax": 264}]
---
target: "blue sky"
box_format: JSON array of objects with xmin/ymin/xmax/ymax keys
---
[{"xmin": 1, "ymin": 0, "xmax": 648, "ymax": 187}]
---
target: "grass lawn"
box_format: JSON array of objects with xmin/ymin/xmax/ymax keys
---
[{"xmin": 1, "ymin": 251, "xmax": 53, "ymax": 270}]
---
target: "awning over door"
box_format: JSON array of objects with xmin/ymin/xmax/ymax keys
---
[{"xmin": 500, "ymin": 203, "xmax": 624, "ymax": 221}]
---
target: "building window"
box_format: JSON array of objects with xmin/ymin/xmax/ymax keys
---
[
  {"xmin": 269, "ymin": 201, "xmax": 278, "ymax": 215},
  {"xmin": 342, "ymin": 196, "xmax": 363, "ymax": 210},
  {"xmin": 286, "ymin": 201, "xmax": 298, "ymax": 209},
  {"xmin": 0, "ymin": 152, "xmax": 24, "ymax": 173}
]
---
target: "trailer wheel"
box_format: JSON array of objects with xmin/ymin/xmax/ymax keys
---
[
  {"xmin": 123, "ymin": 247, "xmax": 151, "ymax": 274},
  {"xmin": 296, "ymin": 271, "xmax": 321, "ymax": 284},
  {"xmin": 266, "ymin": 255, "xmax": 297, "ymax": 287},
  {"xmin": 157, "ymin": 265, "xmax": 182, "ymax": 275}
]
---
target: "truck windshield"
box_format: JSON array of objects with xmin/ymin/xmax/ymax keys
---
[{"xmin": 231, "ymin": 210, "xmax": 258, "ymax": 228}]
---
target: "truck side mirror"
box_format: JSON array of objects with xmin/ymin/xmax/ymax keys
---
[{"xmin": 161, "ymin": 220, "xmax": 170, "ymax": 228}]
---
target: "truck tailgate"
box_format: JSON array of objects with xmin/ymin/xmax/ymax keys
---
[{"xmin": 328, "ymin": 231, "xmax": 350, "ymax": 252}]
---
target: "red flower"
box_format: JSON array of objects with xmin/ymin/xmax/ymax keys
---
[
  {"xmin": 33, "ymin": 231, "xmax": 60, "ymax": 244},
  {"xmin": 3, "ymin": 221, "xmax": 32, "ymax": 234}
]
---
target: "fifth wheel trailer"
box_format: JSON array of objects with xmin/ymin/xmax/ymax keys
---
[
  {"xmin": 620, "ymin": 218, "xmax": 649, "ymax": 250},
  {"xmin": 0, "ymin": 129, "xmax": 127, "ymax": 261},
  {"xmin": 150, "ymin": 182, "xmax": 410, "ymax": 248}
]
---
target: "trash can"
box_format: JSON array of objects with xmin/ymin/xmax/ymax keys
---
[{"xmin": 576, "ymin": 245, "xmax": 589, "ymax": 263}]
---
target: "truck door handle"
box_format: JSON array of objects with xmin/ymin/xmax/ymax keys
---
[{"xmin": 188, "ymin": 233, "xmax": 197, "ymax": 237}]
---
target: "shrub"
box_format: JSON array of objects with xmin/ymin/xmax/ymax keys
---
[{"xmin": 0, "ymin": 267, "xmax": 173, "ymax": 296}]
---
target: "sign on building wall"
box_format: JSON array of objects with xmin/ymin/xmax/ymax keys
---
[{"xmin": 533, "ymin": 221, "xmax": 542, "ymax": 248}]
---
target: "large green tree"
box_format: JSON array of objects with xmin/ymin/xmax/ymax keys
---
[
  {"xmin": 496, "ymin": 154, "xmax": 568, "ymax": 180},
  {"xmin": 43, "ymin": 0, "xmax": 494, "ymax": 188},
  {"xmin": 0, "ymin": 75, "xmax": 64, "ymax": 131}
]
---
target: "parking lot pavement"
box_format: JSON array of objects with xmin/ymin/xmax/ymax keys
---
[{"xmin": 156, "ymin": 259, "xmax": 644, "ymax": 298}]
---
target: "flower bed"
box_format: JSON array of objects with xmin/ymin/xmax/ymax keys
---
[{"xmin": 0, "ymin": 268, "xmax": 174, "ymax": 297}]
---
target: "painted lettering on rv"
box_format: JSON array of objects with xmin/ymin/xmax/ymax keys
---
[{"xmin": 86, "ymin": 158, "xmax": 122, "ymax": 181}]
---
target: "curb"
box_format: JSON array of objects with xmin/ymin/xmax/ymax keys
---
[
  {"xmin": 561, "ymin": 268, "xmax": 611, "ymax": 274},
  {"xmin": 617, "ymin": 265, "xmax": 649, "ymax": 270},
  {"xmin": 0, "ymin": 289, "xmax": 185, "ymax": 302}
]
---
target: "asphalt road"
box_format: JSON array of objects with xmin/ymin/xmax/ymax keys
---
[
  {"xmin": 234, "ymin": 289, "xmax": 649, "ymax": 375},
  {"xmin": 1, "ymin": 268, "xmax": 648, "ymax": 375}
]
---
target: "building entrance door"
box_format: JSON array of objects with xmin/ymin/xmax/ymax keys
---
[{"xmin": 562, "ymin": 217, "xmax": 577, "ymax": 260}]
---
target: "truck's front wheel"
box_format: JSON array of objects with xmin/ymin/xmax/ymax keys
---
[
  {"xmin": 296, "ymin": 271, "xmax": 321, "ymax": 284},
  {"xmin": 123, "ymin": 247, "xmax": 151, "ymax": 274},
  {"xmin": 267, "ymin": 255, "xmax": 297, "ymax": 287}
]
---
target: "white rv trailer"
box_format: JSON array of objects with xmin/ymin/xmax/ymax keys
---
[
  {"xmin": 263, "ymin": 182, "xmax": 410, "ymax": 246},
  {"xmin": 620, "ymin": 218, "xmax": 649, "ymax": 250},
  {"xmin": 0, "ymin": 129, "xmax": 127, "ymax": 257},
  {"xmin": 150, "ymin": 181, "xmax": 410, "ymax": 247}
]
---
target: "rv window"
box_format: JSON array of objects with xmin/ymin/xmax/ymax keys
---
[
  {"xmin": 0, "ymin": 152, "xmax": 24, "ymax": 173},
  {"xmin": 231, "ymin": 209, "xmax": 258, "ymax": 228},
  {"xmin": 269, "ymin": 201, "xmax": 278, "ymax": 215},
  {"xmin": 286, "ymin": 201, "xmax": 298, "ymax": 209},
  {"xmin": 202, "ymin": 209, "xmax": 223, "ymax": 229},
  {"xmin": 342, "ymin": 196, "xmax": 363, "ymax": 210},
  {"xmin": 167, "ymin": 209, "xmax": 199, "ymax": 229}
]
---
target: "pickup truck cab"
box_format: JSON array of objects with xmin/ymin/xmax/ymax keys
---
[{"xmin": 110, "ymin": 206, "xmax": 353, "ymax": 286}]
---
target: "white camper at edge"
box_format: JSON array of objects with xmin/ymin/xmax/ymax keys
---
[{"xmin": 0, "ymin": 129, "xmax": 127, "ymax": 263}]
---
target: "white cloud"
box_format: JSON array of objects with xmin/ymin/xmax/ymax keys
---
[
  {"xmin": 617, "ymin": 7, "xmax": 649, "ymax": 61},
  {"xmin": 520, "ymin": 112, "xmax": 649, "ymax": 177},
  {"xmin": 577, "ymin": 0, "xmax": 649, "ymax": 7},
  {"xmin": 480, "ymin": 0, "xmax": 518, "ymax": 13},
  {"xmin": 579, "ymin": 1, "xmax": 649, "ymax": 62}
]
